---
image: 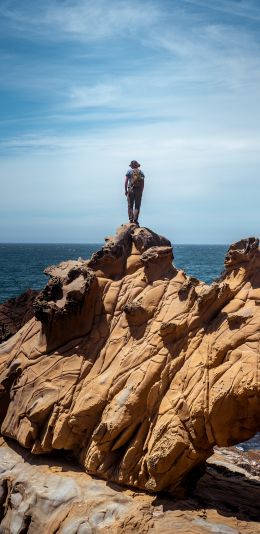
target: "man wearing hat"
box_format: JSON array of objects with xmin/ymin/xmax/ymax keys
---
[{"xmin": 125, "ymin": 160, "xmax": 145, "ymax": 224}]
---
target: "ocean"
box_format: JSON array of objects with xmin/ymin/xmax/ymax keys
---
[
  {"xmin": 0, "ymin": 242, "xmax": 259, "ymax": 450},
  {"xmin": 0, "ymin": 243, "xmax": 228, "ymax": 303}
]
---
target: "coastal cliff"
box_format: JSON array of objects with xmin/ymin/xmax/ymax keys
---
[{"xmin": 0, "ymin": 224, "xmax": 259, "ymax": 500}]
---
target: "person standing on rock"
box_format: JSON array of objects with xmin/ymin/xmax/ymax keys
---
[{"xmin": 125, "ymin": 160, "xmax": 145, "ymax": 225}]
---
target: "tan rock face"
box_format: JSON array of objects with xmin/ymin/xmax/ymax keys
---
[
  {"xmin": 0, "ymin": 439, "xmax": 259, "ymax": 533},
  {"xmin": 0, "ymin": 225, "xmax": 259, "ymax": 495}
]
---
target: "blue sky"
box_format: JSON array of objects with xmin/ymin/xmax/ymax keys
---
[{"xmin": 0, "ymin": 0, "xmax": 259, "ymax": 243}]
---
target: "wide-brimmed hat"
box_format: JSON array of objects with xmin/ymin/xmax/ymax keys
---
[{"xmin": 129, "ymin": 160, "xmax": 141, "ymax": 168}]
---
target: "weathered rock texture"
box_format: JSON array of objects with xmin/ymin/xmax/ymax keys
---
[
  {"xmin": 0, "ymin": 438, "xmax": 259, "ymax": 533},
  {"xmin": 0, "ymin": 225, "xmax": 259, "ymax": 496},
  {"xmin": 0, "ymin": 289, "xmax": 38, "ymax": 344}
]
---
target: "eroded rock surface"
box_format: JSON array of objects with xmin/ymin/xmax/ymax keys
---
[
  {"xmin": 0, "ymin": 225, "xmax": 259, "ymax": 496},
  {"xmin": 0, "ymin": 439, "xmax": 259, "ymax": 533}
]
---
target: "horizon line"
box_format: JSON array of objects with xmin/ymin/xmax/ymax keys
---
[{"xmin": 0, "ymin": 241, "xmax": 230, "ymax": 246}]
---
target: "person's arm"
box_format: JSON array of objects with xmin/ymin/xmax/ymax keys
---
[
  {"xmin": 141, "ymin": 172, "xmax": 145, "ymax": 192},
  {"xmin": 125, "ymin": 175, "xmax": 129, "ymax": 196}
]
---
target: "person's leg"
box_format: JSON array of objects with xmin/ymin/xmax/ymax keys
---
[
  {"xmin": 133, "ymin": 188, "xmax": 143, "ymax": 223},
  {"xmin": 127, "ymin": 190, "xmax": 134, "ymax": 222}
]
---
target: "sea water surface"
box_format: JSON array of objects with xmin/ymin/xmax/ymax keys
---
[
  {"xmin": 0, "ymin": 242, "xmax": 259, "ymax": 450},
  {"xmin": 0, "ymin": 243, "xmax": 228, "ymax": 303}
]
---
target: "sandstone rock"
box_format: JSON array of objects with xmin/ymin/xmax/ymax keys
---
[
  {"xmin": 224, "ymin": 237, "xmax": 259, "ymax": 270},
  {"xmin": 0, "ymin": 289, "xmax": 38, "ymax": 344},
  {"xmin": 0, "ymin": 439, "xmax": 259, "ymax": 533},
  {"xmin": 0, "ymin": 224, "xmax": 259, "ymax": 496},
  {"xmin": 33, "ymin": 263, "xmax": 96, "ymax": 351}
]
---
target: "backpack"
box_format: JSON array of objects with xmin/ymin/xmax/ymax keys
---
[{"xmin": 131, "ymin": 168, "xmax": 144, "ymax": 188}]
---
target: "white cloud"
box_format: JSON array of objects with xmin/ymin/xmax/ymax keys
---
[
  {"xmin": 1, "ymin": 128, "xmax": 260, "ymax": 157},
  {"xmin": 0, "ymin": 0, "xmax": 161, "ymax": 42},
  {"xmin": 1, "ymin": 123, "xmax": 259, "ymax": 243},
  {"xmin": 0, "ymin": 0, "xmax": 259, "ymax": 243},
  {"xmin": 68, "ymin": 84, "xmax": 121, "ymax": 108},
  {"xmin": 182, "ymin": 0, "xmax": 260, "ymax": 21},
  {"xmin": 151, "ymin": 16, "xmax": 260, "ymax": 93},
  {"xmin": 1, "ymin": 0, "xmax": 260, "ymax": 106}
]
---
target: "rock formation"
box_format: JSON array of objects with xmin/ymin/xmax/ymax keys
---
[
  {"xmin": 0, "ymin": 438, "xmax": 259, "ymax": 533},
  {"xmin": 0, "ymin": 289, "xmax": 38, "ymax": 344},
  {"xmin": 0, "ymin": 224, "xmax": 259, "ymax": 496}
]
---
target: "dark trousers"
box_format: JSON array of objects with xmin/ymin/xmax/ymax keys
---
[{"xmin": 127, "ymin": 187, "xmax": 143, "ymax": 222}]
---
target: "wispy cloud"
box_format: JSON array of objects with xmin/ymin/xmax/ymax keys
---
[
  {"xmin": 0, "ymin": 0, "xmax": 161, "ymax": 42},
  {"xmin": 182, "ymin": 0, "xmax": 260, "ymax": 21},
  {"xmin": 68, "ymin": 84, "xmax": 121, "ymax": 108},
  {"xmin": 0, "ymin": 0, "xmax": 259, "ymax": 242},
  {"xmin": 1, "ymin": 0, "xmax": 260, "ymax": 106},
  {"xmin": 1, "ymin": 122, "xmax": 259, "ymax": 243},
  {"xmin": 1, "ymin": 126, "xmax": 260, "ymax": 160}
]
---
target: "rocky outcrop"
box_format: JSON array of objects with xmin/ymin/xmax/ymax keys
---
[
  {"xmin": 0, "ymin": 289, "xmax": 38, "ymax": 344},
  {"xmin": 0, "ymin": 438, "xmax": 259, "ymax": 533},
  {"xmin": 0, "ymin": 225, "xmax": 259, "ymax": 496}
]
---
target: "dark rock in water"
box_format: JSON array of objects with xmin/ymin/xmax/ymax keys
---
[
  {"xmin": 238, "ymin": 432, "xmax": 260, "ymax": 451},
  {"xmin": 0, "ymin": 289, "xmax": 39, "ymax": 343}
]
